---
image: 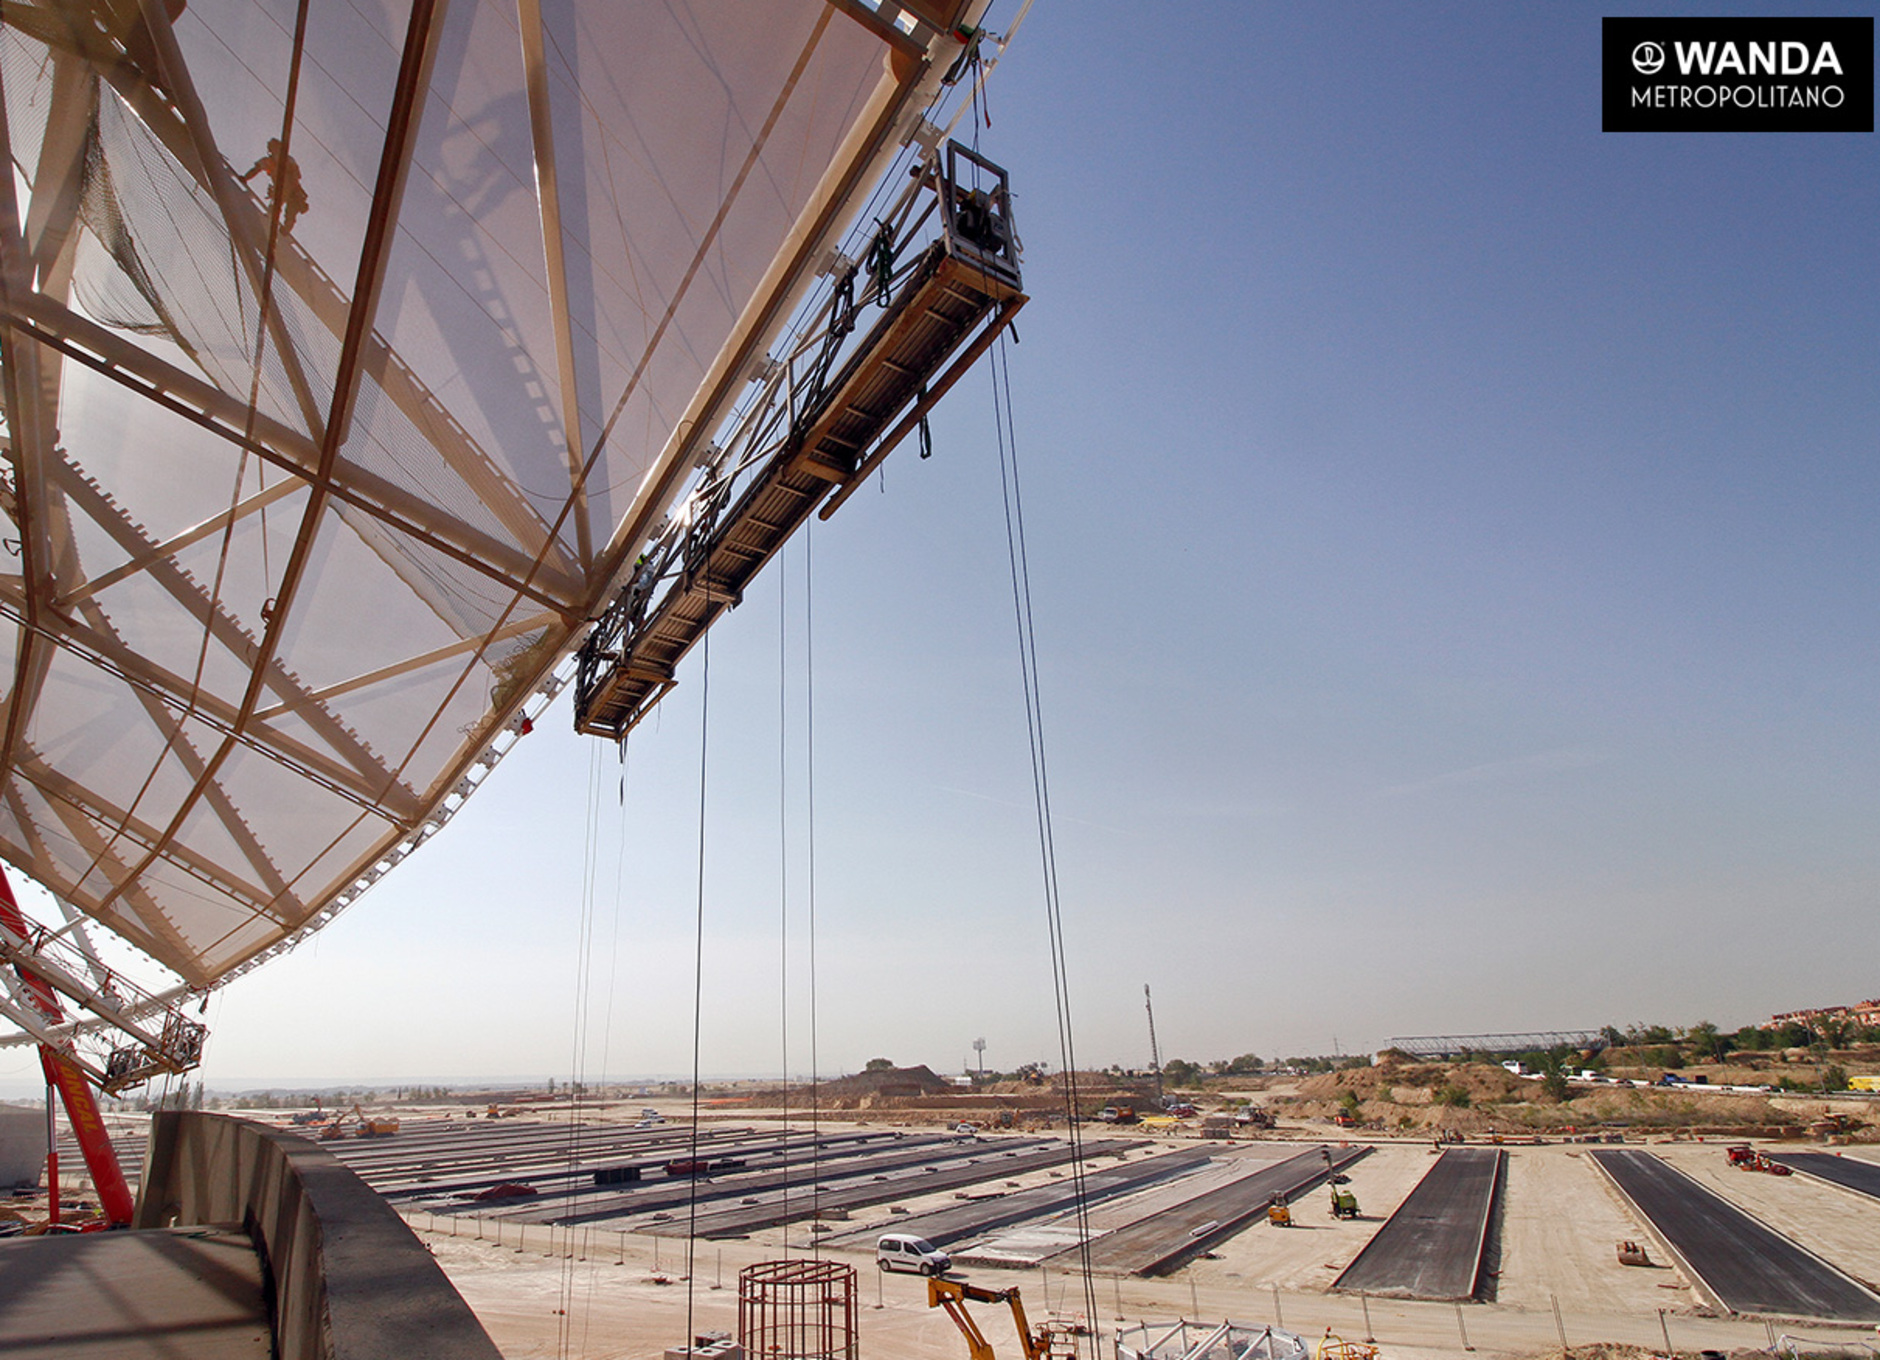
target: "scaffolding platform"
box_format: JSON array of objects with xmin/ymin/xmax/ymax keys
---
[{"xmin": 574, "ymin": 145, "xmax": 1026, "ymax": 739}]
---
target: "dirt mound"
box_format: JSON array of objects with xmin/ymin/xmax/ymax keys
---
[
  {"xmin": 815, "ymin": 1065, "xmax": 953, "ymax": 1099},
  {"xmin": 1297, "ymin": 1062, "xmax": 1524, "ymax": 1103}
]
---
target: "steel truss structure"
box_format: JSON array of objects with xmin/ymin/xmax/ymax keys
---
[
  {"xmin": 1384, "ymin": 1031, "xmax": 1611, "ymax": 1059},
  {"xmin": 0, "ymin": 0, "xmax": 1014, "ymax": 1070}
]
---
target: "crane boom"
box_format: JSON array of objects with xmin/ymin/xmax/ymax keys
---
[
  {"xmin": 928, "ymin": 1277, "xmax": 1050, "ymax": 1360},
  {"xmin": 1144, "ymin": 984, "xmax": 1164, "ymax": 1104},
  {"xmin": 0, "ymin": 870, "xmax": 134, "ymax": 1226}
]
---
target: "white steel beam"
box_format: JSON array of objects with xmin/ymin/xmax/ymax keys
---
[
  {"xmin": 6, "ymin": 292, "xmax": 582, "ymax": 610},
  {"xmin": 517, "ymin": 0, "xmax": 593, "ymax": 565}
]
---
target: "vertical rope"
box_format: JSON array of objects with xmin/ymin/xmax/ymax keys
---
[
  {"xmin": 805, "ymin": 523, "xmax": 823, "ymax": 1246},
  {"xmin": 579, "ymin": 738, "xmax": 634, "ymax": 1358},
  {"xmin": 557, "ymin": 737, "xmax": 606, "ymax": 1357},
  {"xmin": 778, "ymin": 547, "xmax": 792, "ymax": 1249},
  {"xmin": 685, "ymin": 630, "xmax": 712, "ymax": 1343},
  {"xmin": 990, "ymin": 332, "xmax": 1101, "ymax": 1352}
]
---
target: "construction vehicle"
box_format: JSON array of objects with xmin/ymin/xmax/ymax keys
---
[
  {"xmin": 1810, "ymin": 1112, "xmax": 1856, "ymax": 1139},
  {"xmin": 1726, "ymin": 1145, "xmax": 1792, "ymax": 1175},
  {"xmin": 318, "ymin": 1103, "xmax": 399, "ymax": 1140},
  {"xmin": 1317, "ymin": 1331, "xmax": 1378, "ymax": 1360},
  {"xmin": 1319, "ymin": 1146, "xmax": 1358, "ymax": 1217},
  {"xmin": 469, "ymin": 1182, "xmax": 537, "ymax": 1201},
  {"xmin": 928, "ymin": 1276, "xmax": 1075, "ymax": 1360},
  {"xmin": 289, "ymin": 1098, "xmax": 326, "ymax": 1126},
  {"xmin": 1097, "ymin": 1105, "xmax": 1137, "ymax": 1125}
]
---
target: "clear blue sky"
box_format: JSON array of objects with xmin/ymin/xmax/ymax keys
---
[{"xmin": 10, "ymin": 2, "xmax": 1869, "ymax": 1095}]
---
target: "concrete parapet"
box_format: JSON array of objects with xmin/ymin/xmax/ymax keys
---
[
  {"xmin": 0, "ymin": 1101, "xmax": 47, "ymax": 1187},
  {"xmin": 135, "ymin": 1111, "xmax": 502, "ymax": 1360}
]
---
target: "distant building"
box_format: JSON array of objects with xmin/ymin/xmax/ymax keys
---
[{"xmin": 1765, "ymin": 998, "xmax": 1880, "ymax": 1029}]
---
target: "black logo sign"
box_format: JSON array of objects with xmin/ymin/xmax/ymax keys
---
[{"xmin": 1604, "ymin": 16, "xmax": 1874, "ymax": 132}]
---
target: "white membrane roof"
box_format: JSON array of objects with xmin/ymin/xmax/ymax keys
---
[{"xmin": 0, "ymin": 0, "xmax": 974, "ymax": 995}]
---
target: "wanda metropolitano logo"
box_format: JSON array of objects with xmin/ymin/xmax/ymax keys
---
[{"xmin": 1603, "ymin": 16, "xmax": 1874, "ymax": 131}]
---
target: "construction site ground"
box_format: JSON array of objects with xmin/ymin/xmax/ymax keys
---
[
  {"xmin": 18, "ymin": 1101, "xmax": 1879, "ymax": 1360},
  {"xmin": 367, "ymin": 1113, "xmax": 1880, "ymax": 1360}
]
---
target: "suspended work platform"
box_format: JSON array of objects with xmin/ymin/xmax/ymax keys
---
[{"xmin": 574, "ymin": 143, "xmax": 1026, "ymax": 739}]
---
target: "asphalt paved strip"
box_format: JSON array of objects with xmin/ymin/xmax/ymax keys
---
[
  {"xmin": 1072, "ymin": 1144, "xmax": 1372, "ymax": 1277},
  {"xmin": 1765, "ymin": 1152, "xmax": 1880, "ymax": 1202},
  {"xmin": 823, "ymin": 1146, "xmax": 1217, "ymax": 1248},
  {"xmin": 517, "ymin": 1136, "xmax": 1055, "ymax": 1226},
  {"xmin": 371, "ymin": 1129, "xmax": 938, "ymax": 1203},
  {"xmin": 648, "ymin": 1138, "xmax": 1140, "ymax": 1238},
  {"xmin": 1333, "ymin": 1147, "xmax": 1502, "ymax": 1301},
  {"xmin": 1590, "ymin": 1148, "xmax": 1880, "ymax": 1322}
]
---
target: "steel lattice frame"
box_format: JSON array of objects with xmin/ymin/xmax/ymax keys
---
[{"xmin": 0, "ymin": 0, "xmax": 1001, "ymax": 1062}]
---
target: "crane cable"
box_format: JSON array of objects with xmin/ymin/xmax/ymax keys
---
[
  {"xmin": 577, "ymin": 737, "xmax": 636, "ymax": 1360},
  {"xmin": 773, "ymin": 522, "xmax": 825, "ymax": 1253},
  {"xmin": 990, "ymin": 331, "xmax": 1101, "ymax": 1353},
  {"xmin": 805, "ymin": 524, "xmax": 824, "ymax": 1245},
  {"xmin": 557, "ymin": 735, "xmax": 607, "ymax": 1357},
  {"xmin": 684, "ymin": 628, "xmax": 712, "ymax": 1346},
  {"xmin": 778, "ymin": 545, "xmax": 792, "ymax": 1247}
]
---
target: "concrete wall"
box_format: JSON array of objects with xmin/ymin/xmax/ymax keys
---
[
  {"xmin": 0, "ymin": 1102, "xmax": 47, "ymax": 1188},
  {"xmin": 136, "ymin": 1111, "xmax": 502, "ymax": 1360}
]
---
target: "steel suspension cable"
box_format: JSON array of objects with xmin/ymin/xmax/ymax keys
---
[
  {"xmin": 685, "ymin": 629, "xmax": 712, "ymax": 1342},
  {"xmin": 805, "ymin": 523, "xmax": 823, "ymax": 1246},
  {"xmin": 580, "ymin": 738, "xmax": 636, "ymax": 1358},
  {"xmin": 558, "ymin": 736, "xmax": 606, "ymax": 1357},
  {"xmin": 779, "ymin": 546, "xmax": 793, "ymax": 1247},
  {"xmin": 990, "ymin": 333, "xmax": 1102, "ymax": 1351}
]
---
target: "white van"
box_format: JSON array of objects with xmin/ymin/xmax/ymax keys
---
[{"xmin": 875, "ymin": 1233, "xmax": 950, "ymax": 1276}]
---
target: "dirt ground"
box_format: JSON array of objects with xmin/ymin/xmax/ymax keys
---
[{"xmin": 413, "ymin": 1127, "xmax": 1880, "ymax": 1360}]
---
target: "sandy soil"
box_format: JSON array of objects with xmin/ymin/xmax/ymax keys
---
[
  {"xmin": 1495, "ymin": 1148, "xmax": 1697, "ymax": 1315},
  {"xmin": 414, "ymin": 1133, "xmax": 1880, "ymax": 1360}
]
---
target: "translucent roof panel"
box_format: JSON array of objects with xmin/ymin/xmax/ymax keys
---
[{"xmin": 0, "ymin": 0, "xmax": 968, "ymax": 993}]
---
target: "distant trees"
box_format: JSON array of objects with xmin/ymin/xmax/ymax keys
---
[
  {"xmin": 1685, "ymin": 1021, "xmax": 1727, "ymax": 1062},
  {"xmin": 1160, "ymin": 1057, "xmax": 1203, "ymax": 1087},
  {"xmin": 863, "ymin": 1057, "xmax": 895, "ymax": 1072},
  {"xmin": 1209, "ymin": 1053, "xmax": 1264, "ymax": 1075}
]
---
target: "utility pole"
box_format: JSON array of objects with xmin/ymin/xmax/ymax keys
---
[{"xmin": 1144, "ymin": 984, "xmax": 1164, "ymax": 1105}]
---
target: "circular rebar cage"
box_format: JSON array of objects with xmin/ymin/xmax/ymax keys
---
[{"xmin": 737, "ymin": 1259, "xmax": 860, "ymax": 1360}]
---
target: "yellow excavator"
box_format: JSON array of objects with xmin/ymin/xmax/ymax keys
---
[
  {"xmin": 317, "ymin": 1103, "xmax": 400, "ymax": 1140},
  {"xmin": 928, "ymin": 1277, "xmax": 1077, "ymax": 1360}
]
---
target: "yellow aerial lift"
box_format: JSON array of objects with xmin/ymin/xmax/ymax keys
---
[{"xmin": 928, "ymin": 1277, "xmax": 1077, "ymax": 1360}]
